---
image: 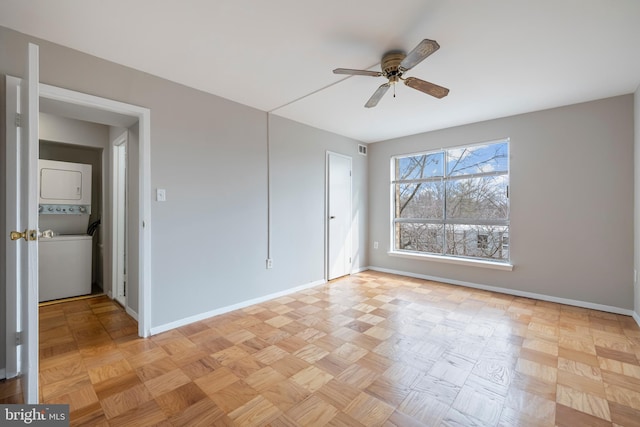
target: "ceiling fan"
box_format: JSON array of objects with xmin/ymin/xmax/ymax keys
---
[{"xmin": 333, "ymin": 39, "xmax": 449, "ymax": 108}]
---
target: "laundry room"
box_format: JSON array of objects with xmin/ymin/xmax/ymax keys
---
[{"xmin": 38, "ymin": 112, "xmax": 108, "ymax": 302}]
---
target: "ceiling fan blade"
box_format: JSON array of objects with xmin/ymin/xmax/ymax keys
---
[
  {"xmin": 399, "ymin": 39, "xmax": 440, "ymax": 71},
  {"xmin": 333, "ymin": 68, "xmax": 383, "ymax": 77},
  {"xmin": 365, "ymin": 83, "xmax": 390, "ymax": 108},
  {"xmin": 404, "ymin": 77, "xmax": 449, "ymax": 99}
]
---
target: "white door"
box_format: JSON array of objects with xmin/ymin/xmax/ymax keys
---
[
  {"xmin": 327, "ymin": 152, "xmax": 352, "ymax": 280},
  {"xmin": 113, "ymin": 134, "xmax": 128, "ymax": 306},
  {"xmin": 5, "ymin": 43, "xmax": 40, "ymax": 403}
]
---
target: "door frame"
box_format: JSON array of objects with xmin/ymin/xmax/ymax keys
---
[
  {"xmin": 112, "ymin": 132, "xmax": 128, "ymax": 308},
  {"xmin": 325, "ymin": 151, "xmax": 353, "ymax": 281},
  {"xmin": 4, "ymin": 76, "xmax": 22, "ymax": 380},
  {"xmin": 38, "ymin": 83, "xmax": 152, "ymax": 337}
]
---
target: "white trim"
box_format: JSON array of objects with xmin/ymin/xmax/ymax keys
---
[
  {"xmin": 126, "ymin": 306, "xmax": 139, "ymax": 322},
  {"xmin": 39, "ymin": 83, "xmax": 147, "ymax": 119},
  {"xmin": 38, "ymin": 83, "xmax": 152, "ymax": 338},
  {"xmin": 150, "ymin": 279, "xmax": 326, "ymax": 336},
  {"xmin": 367, "ymin": 266, "xmax": 636, "ymax": 316},
  {"xmin": 0, "ymin": 368, "xmax": 5, "ymax": 379},
  {"xmin": 633, "ymin": 311, "xmax": 640, "ymax": 328},
  {"xmin": 351, "ymin": 265, "xmax": 369, "ymax": 274},
  {"xmin": 25, "ymin": 43, "xmax": 40, "ymax": 404},
  {"xmin": 388, "ymin": 250, "xmax": 514, "ymax": 271},
  {"xmin": 139, "ymin": 112, "xmax": 152, "ymax": 338}
]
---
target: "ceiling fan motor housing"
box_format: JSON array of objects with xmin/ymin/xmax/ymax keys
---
[{"xmin": 381, "ymin": 50, "xmax": 406, "ymax": 79}]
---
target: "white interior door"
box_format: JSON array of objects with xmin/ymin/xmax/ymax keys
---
[
  {"xmin": 327, "ymin": 152, "xmax": 352, "ymax": 280},
  {"xmin": 5, "ymin": 43, "xmax": 40, "ymax": 403},
  {"xmin": 113, "ymin": 133, "xmax": 128, "ymax": 306}
]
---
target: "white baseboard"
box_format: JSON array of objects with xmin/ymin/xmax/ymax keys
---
[
  {"xmin": 0, "ymin": 368, "xmax": 5, "ymax": 380},
  {"xmin": 149, "ymin": 278, "xmax": 326, "ymax": 336},
  {"xmin": 633, "ymin": 311, "xmax": 640, "ymax": 328},
  {"xmin": 367, "ymin": 266, "xmax": 636, "ymax": 317},
  {"xmin": 105, "ymin": 291, "xmax": 138, "ymax": 321},
  {"xmin": 126, "ymin": 306, "xmax": 139, "ymax": 321},
  {"xmin": 351, "ymin": 265, "xmax": 369, "ymax": 274}
]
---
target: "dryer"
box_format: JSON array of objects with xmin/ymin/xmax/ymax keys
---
[{"xmin": 38, "ymin": 159, "xmax": 91, "ymax": 234}]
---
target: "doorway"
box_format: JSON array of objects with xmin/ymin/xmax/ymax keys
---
[
  {"xmin": 326, "ymin": 151, "xmax": 352, "ymax": 281},
  {"xmin": 4, "ymin": 71, "xmax": 152, "ymax": 402},
  {"xmin": 38, "ymin": 83, "xmax": 151, "ymax": 338}
]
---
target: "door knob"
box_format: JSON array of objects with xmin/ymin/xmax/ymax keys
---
[
  {"xmin": 10, "ymin": 230, "xmax": 28, "ymax": 241},
  {"xmin": 10, "ymin": 229, "xmax": 38, "ymax": 241},
  {"xmin": 330, "ymin": 216, "xmax": 336, "ymax": 219}
]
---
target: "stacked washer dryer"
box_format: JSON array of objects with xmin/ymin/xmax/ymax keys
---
[{"xmin": 38, "ymin": 159, "xmax": 93, "ymax": 302}]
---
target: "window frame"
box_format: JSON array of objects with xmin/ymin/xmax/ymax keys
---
[{"xmin": 389, "ymin": 139, "xmax": 512, "ymax": 269}]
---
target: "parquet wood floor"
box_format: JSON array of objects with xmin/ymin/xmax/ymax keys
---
[{"xmin": 3, "ymin": 270, "xmax": 640, "ymax": 425}]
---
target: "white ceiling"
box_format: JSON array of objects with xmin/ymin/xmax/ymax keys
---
[{"xmin": 2, "ymin": 0, "xmax": 639, "ymax": 143}]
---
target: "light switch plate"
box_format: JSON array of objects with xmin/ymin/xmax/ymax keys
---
[{"xmin": 157, "ymin": 188, "xmax": 166, "ymax": 202}]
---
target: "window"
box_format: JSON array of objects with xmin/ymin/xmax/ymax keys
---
[
  {"xmin": 392, "ymin": 139, "xmax": 509, "ymax": 263},
  {"xmin": 477, "ymin": 234, "xmax": 488, "ymax": 250}
]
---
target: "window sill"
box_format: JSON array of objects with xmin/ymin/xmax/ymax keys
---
[{"xmin": 387, "ymin": 251, "xmax": 514, "ymax": 271}]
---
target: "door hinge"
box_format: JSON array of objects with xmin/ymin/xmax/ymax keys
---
[
  {"xmin": 15, "ymin": 113, "xmax": 22, "ymax": 128},
  {"xmin": 349, "ymin": 257, "xmax": 352, "ymax": 264},
  {"xmin": 15, "ymin": 331, "xmax": 23, "ymax": 346}
]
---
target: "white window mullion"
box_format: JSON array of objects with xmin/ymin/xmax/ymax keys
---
[{"xmin": 442, "ymin": 152, "xmax": 448, "ymax": 256}]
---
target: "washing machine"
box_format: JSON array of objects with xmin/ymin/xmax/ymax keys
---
[
  {"xmin": 39, "ymin": 235, "xmax": 93, "ymax": 301},
  {"xmin": 38, "ymin": 159, "xmax": 93, "ymax": 302}
]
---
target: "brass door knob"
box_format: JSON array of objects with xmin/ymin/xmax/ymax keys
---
[
  {"xmin": 10, "ymin": 230, "xmax": 28, "ymax": 241},
  {"xmin": 10, "ymin": 229, "xmax": 37, "ymax": 241}
]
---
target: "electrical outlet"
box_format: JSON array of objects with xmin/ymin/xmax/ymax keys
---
[
  {"xmin": 156, "ymin": 188, "xmax": 166, "ymax": 202},
  {"xmin": 373, "ymin": 241, "xmax": 379, "ymax": 249},
  {"xmin": 266, "ymin": 258, "xmax": 273, "ymax": 269}
]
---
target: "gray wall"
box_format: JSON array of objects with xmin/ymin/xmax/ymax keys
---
[
  {"xmin": 270, "ymin": 115, "xmax": 368, "ymax": 285},
  {"xmin": 0, "ymin": 26, "xmax": 368, "ymax": 333},
  {"xmin": 369, "ymin": 95, "xmax": 635, "ymax": 310}
]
